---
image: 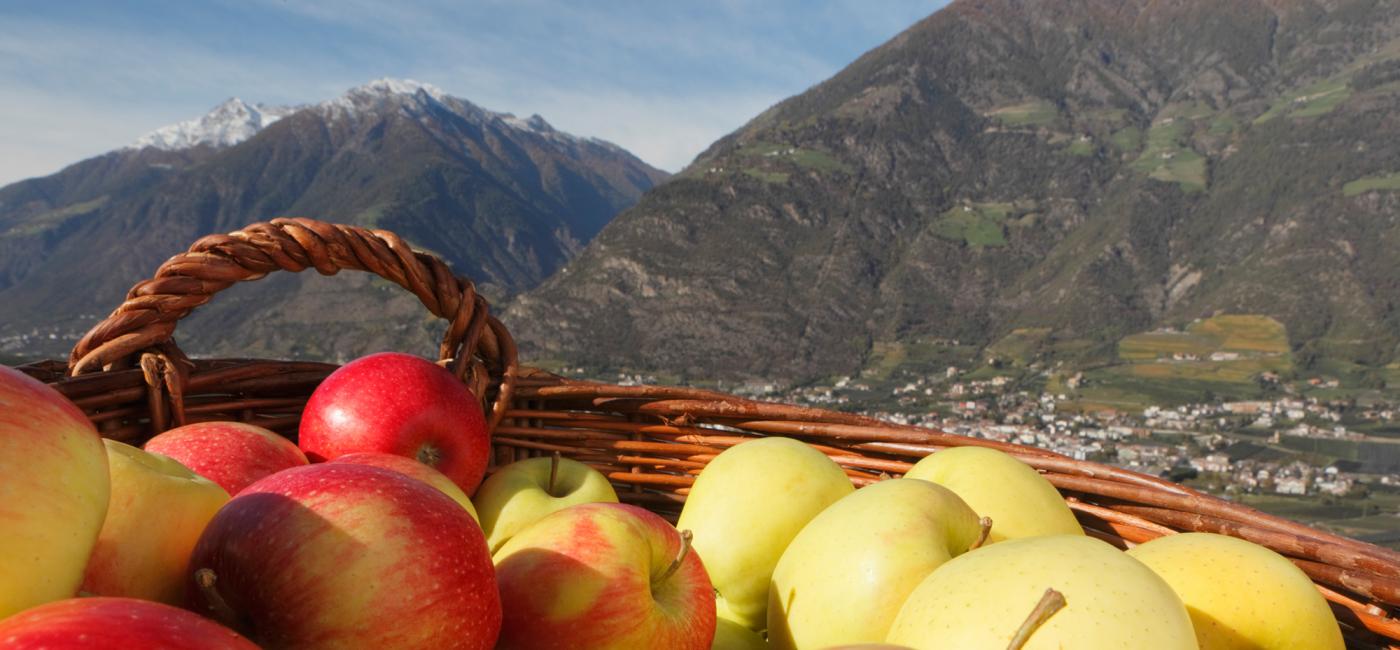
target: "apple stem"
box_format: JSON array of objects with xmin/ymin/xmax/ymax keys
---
[
  {"xmin": 547, "ymin": 450, "xmax": 562, "ymax": 497},
  {"xmin": 655, "ymin": 529, "xmax": 694, "ymax": 586},
  {"xmin": 1006, "ymin": 588, "xmax": 1066, "ymax": 650},
  {"xmin": 194, "ymin": 568, "xmax": 242, "ymax": 630},
  {"xmin": 970, "ymin": 516, "xmax": 993, "ymax": 551}
]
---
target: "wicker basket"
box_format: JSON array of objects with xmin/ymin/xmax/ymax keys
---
[{"xmin": 15, "ymin": 217, "xmax": 1400, "ymax": 648}]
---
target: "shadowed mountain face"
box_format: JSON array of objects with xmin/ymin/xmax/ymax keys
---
[
  {"xmin": 0, "ymin": 81, "xmax": 667, "ymax": 362},
  {"xmin": 508, "ymin": 0, "xmax": 1400, "ymax": 382}
]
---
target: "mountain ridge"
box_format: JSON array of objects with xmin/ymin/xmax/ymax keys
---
[
  {"xmin": 0, "ymin": 78, "xmax": 667, "ymax": 363},
  {"xmin": 508, "ymin": 0, "xmax": 1400, "ymax": 388}
]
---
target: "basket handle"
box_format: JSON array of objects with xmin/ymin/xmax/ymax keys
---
[{"xmin": 67, "ymin": 218, "xmax": 517, "ymax": 424}]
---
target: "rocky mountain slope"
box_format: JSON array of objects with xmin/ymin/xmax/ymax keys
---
[
  {"xmin": 508, "ymin": 0, "xmax": 1400, "ymax": 384},
  {"xmin": 0, "ymin": 79, "xmax": 666, "ymax": 362}
]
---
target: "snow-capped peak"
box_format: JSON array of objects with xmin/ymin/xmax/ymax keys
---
[
  {"xmin": 355, "ymin": 78, "xmax": 447, "ymax": 101},
  {"xmin": 319, "ymin": 77, "xmax": 458, "ymax": 116},
  {"xmin": 131, "ymin": 98, "xmax": 296, "ymax": 151},
  {"xmin": 128, "ymin": 78, "xmax": 621, "ymax": 155}
]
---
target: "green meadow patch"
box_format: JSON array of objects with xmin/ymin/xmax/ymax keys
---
[
  {"xmin": 1343, "ymin": 172, "xmax": 1400, "ymax": 197},
  {"xmin": 1130, "ymin": 119, "xmax": 1207, "ymax": 192},
  {"xmin": 986, "ymin": 100, "xmax": 1059, "ymax": 127},
  {"xmin": 932, "ymin": 202, "xmax": 1017, "ymax": 248}
]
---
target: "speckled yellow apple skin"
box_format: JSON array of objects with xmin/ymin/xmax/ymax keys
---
[
  {"xmin": 473, "ymin": 455, "xmax": 617, "ymax": 553},
  {"xmin": 1128, "ymin": 532, "xmax": 1344, "ymax": 650},
  {"xmin": 81, "ymin": 440, "xmax": 230, "ymax": 604},
  {"xmin": 904, "ymin": 446, "xmax": 1082, "ymax": 543},
  {"xmin": 712, "ymin": 617, "xmax": 769, "ymax": 650},
  {"xmin": 768, "ymin": 479, "xmax": 981, "ymax": 650},
  {"xmin": 677, "ymin": 437, "xmax": 855, "ymax": 631},
  {"xmin": 0, "ymin": 366, "xmax": 109, "ymax": 619},
  {"xmin": 886, "ymin": 535, "xmax": 1196, "ymax": 650}
]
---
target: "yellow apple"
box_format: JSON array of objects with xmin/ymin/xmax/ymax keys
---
[
  {"xmin": 473, "ymin": 453, "xmax": 617, "ymax": 553},
  {"xmin": 768, "ymin": 479, "xmax": 982, "ymax": 649},
  {"xmin": 81, "ymin": 439, "xmax": 230, "ymax": 604},
  {"xmin": 1127, "ymin": 532, "xmax": 1344, "ymax": 650},
  {"xmin": 677, "ymin": 437, "xmax": 855, "ymax": 631},
  {"xmin": 713, "ymin": 617, "xmax": 769, "ymax": 650},
  {"xmin": 886, "ymin": 535, "xmax": 1196, "ymax": 649},
  {"xmin": 904, "ymin": 446, "xmax": 1081, "ymax": 543},
  {"xmin": 0, "ymin": 366, "xmax": 109, "ymax": 618}
]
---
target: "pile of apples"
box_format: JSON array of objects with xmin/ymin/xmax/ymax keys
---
[{"xmin": 0, "ymin": 352, "xmax": 1350, "ymax": 650}]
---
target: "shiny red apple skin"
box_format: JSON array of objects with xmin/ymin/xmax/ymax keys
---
[
  {"xmin": 494, "ymin": 502, "xmax": 716, "ymax": 649},
  {"xmin": 298, "ymin": 352, "xmax": 490, "ymax": 494},
  {"xmin": 0, "ymin": 597, "xmax": 257, "ymax": 649},
  {"xmin": 144, "ymin": 421, "xmax": 308, "ymax": 495},
  {"xmin": 186, "ymin": 463, "xmax": 500, "ymax": 649}
]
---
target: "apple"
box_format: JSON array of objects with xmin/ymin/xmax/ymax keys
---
[
  {"xmin": 0, "ymin": 596, "xmax": 258, "ymax": 649},
  {"xmin": 676, "ymin": 437, "xmax": 854, "ymax": 631},
  {"xmin": 81, "ymin": 439, "xmax": 230, "ymax": 604},
  {"xmin": 186, "ymin": 463, "xmax": 500, "ymax": 649},
  {"xmin": 822, "ymin": 646, "xmax": 914, "ymax": 650},
  {"xmin": 713, "ymin": 618, "xmax": 769, "ymax": 650},
  {"xmin": 494, "ymin": 502, "xmax": 715, "ymax": 649},
  {"xmin": 1127, "ymin": 532, "xmax": 1344, "ymax": 650},
  {"xmin": 886, "ymin": 535, "xmax": 1196, "ymax": 649},
  {"xmin": 298, "ymin": 352, "xmax": 491, "ymax": 494},
  {"xmin": 328, "ymin": 451, "xmax": 479, "ymax": 521},
  {"xmin": 0, "ymin": 365, "xmax": 109, "ymax": 619},
  {"xmin": 144, "ymin": 421, "xmax": 307, "ymax": 495},
  {"xmin": 767, "ymin": 478, "xmax": 984, "ymax": 649},
  {"xmin": 904, "ymin": 446, "xmax": 1082, "ymax": 543},
  {"xmin": 473, "ymin": 452, "xmax": 619, "ymax": 553}
]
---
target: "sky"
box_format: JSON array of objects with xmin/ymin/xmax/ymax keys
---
[{"xmin": 0, "ymin": 1, "xmax": 949, "ymax": 186}]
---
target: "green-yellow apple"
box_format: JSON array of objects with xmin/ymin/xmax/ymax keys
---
[
  {"xmin": 0, "ymin": 365, "xmax": 109, "ymax": 619},
  {"xmin": 904, "ymin": 446, "xmax": 1081, "ymax": 543},
  {"xmin": 886, "ymin": 535, "xmax": 1196, "ymax": 649},
  {"xmin": 713, "ymin": 617, "xmax": 769, "ymax": 650},
  {"xmin": 768, "ymin": 479, "xmax": 983, "ymax": 649},
  {"xmin": 0, "ymin": 597, "xmax": 258, "ymax": 649},
  {"xmin": 144, "ymin": 421, "xmax": 308, "ymax": 495},
  {"xmin": 677, "ymin": 437, "xmax": 854, "ymax": 630},
  {"xmin": 494, "ymin": 502, "xmax": 715, "ymax": 649},
  {"xmin": 186, "ymin": 463, "xmax": 500, "ymax": 649},
  {"xmin": 299, "ymin": 352, "xmax": 492, "ymax": 494},
  {"xmin": 822, "ymin": 646, "xmax": 915, "ymax": 649},
  {"xmin": 328, "ymin": 451, "xmax": 479, "ymax": 521},
  {"xmin": 474, "ymin": 453, "xmax": 618, "ymax": 553},
  {"xmin": 81, "ymin": 439, "xmax": 230, "ymax": 604},
  {"xmin": 1127, "ymin": 532, "xmax": 1344, "ymax": 650}
]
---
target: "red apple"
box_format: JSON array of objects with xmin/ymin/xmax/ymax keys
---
[
  {"xmin": 0, "ymin": 597, "xmax": 257, "ymax": 649},
  {"xmin": 144, "ymin": 421, "xmax": 308, "ymax": 495},
  {"xmin": 298, "ymin": 352, "xmax": 490, "ymax": 493},
  {"xmin": 0, "ymin": 366, "xmax": 109, "ymax": 619},
  {"xmin": 494, "ymin": 502, "xmax": 716, "ymax": 649},
  {"xmin": 187, "ymin": 463, "xmax": 500, "ymax": 649}
]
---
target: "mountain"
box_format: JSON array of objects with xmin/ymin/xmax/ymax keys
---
[
  {"xmin": 0, "ymin": 79, "xmax": 667, "ymax": 362},
  {"xmin": 509, "ymin": 0, "xmax": 1400, "ymax": 388},
  {"xmin": 132, "ymin": 97, "xmax": 300, "ymax": 150}
]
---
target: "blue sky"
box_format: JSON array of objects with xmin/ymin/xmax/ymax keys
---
[{"xmin": 0, "ymin": 1, "xmax": 949, "ymax": 186}]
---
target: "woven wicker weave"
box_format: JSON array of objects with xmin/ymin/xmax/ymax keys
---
[{"xmin": 15, "ymin": 218, "xmax": 1400, "ymax": 648}]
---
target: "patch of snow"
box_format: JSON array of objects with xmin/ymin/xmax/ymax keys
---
[
  {"xmin": 130, "ymin": 98, "xmax": 297, "ymax": 151},
  {"xmin": 129, "ymin": 78, "xmax": 622, "ymax": 155}
]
